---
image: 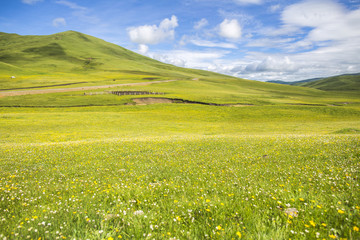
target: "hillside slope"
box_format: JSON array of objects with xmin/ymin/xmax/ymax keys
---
[
  {"xmin": 1, "ymin": 31, "xmax": 358, "ymax": 106},
  {"xmin": 294, "ymin": 74, "xmax": 360, "ymax": 91},
  {"xmin": 268, "ymin": 73, "xmax": 360, "ymax": 92},
  {"xmin": 0, "ymin": 31, "xmax": 235, "ymax": 88}
]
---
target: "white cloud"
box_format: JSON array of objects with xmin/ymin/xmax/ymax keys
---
[
  {"xmin": 190, "ymin": 39, "xmax": 237, "ymax": 49},
  {"xmin": 308, "ymin": 9, "xmax": 360, "ymax": 41},
  {"xmin": 52, "ymin": 18, "xmax": 66, "ymax": 27},
  {"xmin": 282, "ymin": 0, "xmax": 345, "ymax": 28},
  {"xmin": 138, "ymin": 44, "xmax": 149, "ymax": 55},
  {"xmin": 246, "ymin": 37, "xmax": 295, "ymax": 48},
  {"xmin": 194, "ymin": 18, "xmax": 208, "ymax": 29},
  {"xmin": 22, "ymin": 0, "xmax": 42, "ymax": 4},
  {"xmin": 152, "ymin": 54, "xmax": 186, "ymax": 67},
  {"xmin": 233, "ymin": 0, "xmax": 262, "ymax": 5},
  {"xmin": 281, "ymin": 0, "xmax": 360, "ymax": 41},
  {"xmin": 219, "ymin": 19, "xmax": 242, "ymax": 40},
  {"xmin": 269, "ymin": 4, "xmax": 281, "ymax": 13},
  {"xmin": 55, "ymin": 0, "xmax": 98, "ymax": 24},
  {"xmin": 55, "ymin": 0, "xmax": 87, "ymax": 11},
  {"xmin": 128, "ymin": 15, "xmax": 178, "ymax": 45},
  {"xmin": 243, "ymin": 56, "xmax": 298, "ymax": 73},
  {"xmin": 223, "ymin": 36, "xmax": 360, "ymax": 81},
  {"xmin": 277, "ymin": 0, "xmax": 360, "ymax": 55},
  {"xmin": 151, "ymin": 50, "xmax": 228, "ymax": 69}
]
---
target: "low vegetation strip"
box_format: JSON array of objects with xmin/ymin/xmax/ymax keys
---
[
  {"xmin": 0, "ymin": 81, "xmax": 88, "ymax": 91},
  {"xmin": 0, "ymin": 80, "xmax": 177, "ymax": 97},
  {"xmin": 0, "ymin": 135, "xmax": 359, "ymax": 239},
  {"xmin": 131, "ymin": 97, "xmax": 255, "ymax": 106}
]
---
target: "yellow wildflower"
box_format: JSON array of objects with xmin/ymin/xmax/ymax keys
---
[
  {"xmin": 338, "ymin": 209, "xmax": 345, "ymax": 214},
  {"xmin": 354, "ymin": 226, "xmax": 359, "ymax": 232},
  {"xmin": 309, "ymin": 220, "xmax": 316, "ymax": 227},
  {"xmin": 236, "ymin": 231, "xmax": 242, "ymax": 238}
]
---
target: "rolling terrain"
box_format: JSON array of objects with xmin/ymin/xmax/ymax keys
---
[
  {"xmin": 294, "ymin": 73, "xmax": 360, "ymax": 91},
  {"xmin": 0, "ymin": 31, "xmax": 359, "ymax": 240},
  {"xmin": 1, "ymin": 31, "xmax": 359, "ymax": 108},
  {"xmin": 268, "ymin": 73, "xmax": 360, "ymax": 92},
  {"xmin": 0, "ymin": 31, "xmax": 234, "ymax": 90}
]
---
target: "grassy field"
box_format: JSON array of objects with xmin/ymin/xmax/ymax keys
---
[
  {"xmin": 1, "ymin": 103, "xmax": 360, "ymax": 240},
  {"xmin": 0, "ymin": 135, "xmax": 359, "ymax": 240},
  {"xmin": 1, "ymin": 31, "xmax": 360, "ymax": 239}
]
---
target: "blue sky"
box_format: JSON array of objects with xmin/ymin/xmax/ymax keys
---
[{"xmin": 1, "ymin": 0, "xmax": 360, "ymax": 81}]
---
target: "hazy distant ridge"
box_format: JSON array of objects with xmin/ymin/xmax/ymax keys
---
[{"xmin": 268, "ymin": 73, "xmax": 360, "ymax": 91}]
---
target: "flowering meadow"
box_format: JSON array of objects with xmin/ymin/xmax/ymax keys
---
[{"xmin": 0, "ymin": 135, "xmax": 359, "ymax": 239}]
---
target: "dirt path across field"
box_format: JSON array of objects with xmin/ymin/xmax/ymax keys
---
[{"xmin": 0, "ymin": 80, "xmax": 177, "ymax": 97}]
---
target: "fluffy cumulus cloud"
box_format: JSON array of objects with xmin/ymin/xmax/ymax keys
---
[
  {"xmin": 243, "ymin": 56, "xmax": 298, "ymax": 73},
  {"xmin": 128, "ymin": 15, "xmax": 178, "ymax": 45},
  {"xmin": 22, "ymin": 0, "xmax": 42, "ymax": 4},
  {"xmin": 138, "ymin": 44, "xmax": 149, "ymax": 55},
  {"xmin": 152, "ymin": 54, "xmax": 186, "ymax": 67},
  {"xmin": 281, "ymin": 0, "xmax": 360, "ymax": 42},
  {"xmin": 52, "ymin": 18, "xmax": 66, "ymax": 27},
  {"xmin": 219, "ymin": 19, "xmax": 242, "ymax": 40}
]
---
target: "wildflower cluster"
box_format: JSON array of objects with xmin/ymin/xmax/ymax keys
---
[{"xmin": 0, "ymin": 135, "xmax": 359, "ymax": 239}]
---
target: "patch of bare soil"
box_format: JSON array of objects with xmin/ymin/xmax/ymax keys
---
[
  {"xmin": 133, "ymin": 97, "xmax": 175, "ymax": 105},
  {"xmin": 230, "ymin": 104, "xmax": 255, "ymax": 107},
  {"xmin": 132, "ymin": 97, "xmax": 255, "ymax": 107}
]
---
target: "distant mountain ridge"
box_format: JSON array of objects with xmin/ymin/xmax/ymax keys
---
[{"xmin": 268, "ymin": 73, "xmax": 360, "ymax": 91}]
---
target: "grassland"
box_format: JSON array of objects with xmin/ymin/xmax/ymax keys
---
[
  {"xmin": 270, "ymin": 74, "xmax": 360, "ymax": 93},
  {"xmin": 1, "ymin": 31, "xmax": 360, "ymax": 239},
  {"xmin": 1, "ymin": 102, "xmax": 360, "ymax": 240},
  {"xmin": 294, "ymin": 74, "xmax": 360, "ymax": 92},
  {"xmin": 1, "ymin": 135, "xmax": 359, "ymax": 239},
  {"xmin": 0, "ymin": 31, "xmax": 236, "ymax": 91}
]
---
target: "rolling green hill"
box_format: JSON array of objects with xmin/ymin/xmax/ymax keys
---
[
  {"xmin": 0, "ymin": 31, "xmax": 235, "ymax": 89},
  {"xmin": 268, "ymin": 73, "xmax": 360, "ymax": 92},
  {"xmin": 294, "ymin": 73, "xmax": 360, "ymax": 91},
  {"xmin": 0, "ymin": 31, "xmax": 359, "ymax": 108}
]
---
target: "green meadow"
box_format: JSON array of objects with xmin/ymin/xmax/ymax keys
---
[{"xmin": 1, "ymin": 31, "xmax": 360, "ymax": 239}]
